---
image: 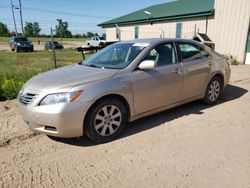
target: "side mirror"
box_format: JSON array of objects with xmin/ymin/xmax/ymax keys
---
[{"xmin": 138, "ymin": 60, "xmax": 156, "ymax": 70}]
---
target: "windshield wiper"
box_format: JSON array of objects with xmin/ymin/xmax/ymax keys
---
[{"xmin": 85, "ymin": 64, "xmax": 104, "ymax": 69}]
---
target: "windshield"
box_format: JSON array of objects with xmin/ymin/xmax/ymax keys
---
[
  {"xmin": 83, "ymin": 42, "xmax": 147, "ymax": 69},
  {"xmin": 15, "ymin": 38, "xmax": 28, "ymax": 42}
]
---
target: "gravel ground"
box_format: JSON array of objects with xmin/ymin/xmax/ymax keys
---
[{"xmin": 0, "ymin": 65, "xmax": 249, "ymax": 188}]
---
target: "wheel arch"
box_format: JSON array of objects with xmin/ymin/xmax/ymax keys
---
[
  {"xmin": 83, "ymin": 94, "xmax": 131, "ymax": 131},
  {"xmin": 202, "ymin": 72, "xmax": 225, "ymax": 99},
  {"xmin": 210, "ymin": 72, "xmax": 225, "ymax": 88}
]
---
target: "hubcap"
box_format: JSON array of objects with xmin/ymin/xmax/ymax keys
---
[
  {"xmin": 208, "ymin": 80, "xmax": 220, "ymax": 102},
  {"xmin": 94, "ymin": 105, "xmax": 122, "ymax": 136}
]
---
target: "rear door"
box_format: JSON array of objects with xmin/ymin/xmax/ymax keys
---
[
  {"xmin": 177, "ymin": 42, "xmax": 212, "ymax": 100},
  {"xmin": 131, "ymin": 42, "xmax": 184, "ymax": 115}
]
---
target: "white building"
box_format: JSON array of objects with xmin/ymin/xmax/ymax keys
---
[{"xmin": 98, "ymin": 0, "xmax": 250, "ymax": 64}]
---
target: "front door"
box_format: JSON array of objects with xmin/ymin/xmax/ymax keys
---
[{"xmin": 132, "ymin": 42, "xmax": 184, "ymax": 115}]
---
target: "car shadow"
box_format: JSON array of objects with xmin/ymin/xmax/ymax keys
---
[{"xmin": 49, "ymin": 84, "xmax": 248, "ymax": 147}]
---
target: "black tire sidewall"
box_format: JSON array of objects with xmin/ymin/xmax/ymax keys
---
[
  {"xmin": 204, "ymin": 76, "xmax": 222, "ymax": 105},
  {"xmin": 84, "ymin": 98, "xmax": 127, "ymax": 143}
]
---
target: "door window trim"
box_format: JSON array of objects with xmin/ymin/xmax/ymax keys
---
[{"xmin": 134, "ymin": 42, "xmax": 181, "ymax": 71}]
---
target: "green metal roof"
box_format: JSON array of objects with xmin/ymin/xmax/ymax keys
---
[{"xmin": 98, "ymin": 0, "xmax": 215, "ymax": 27}]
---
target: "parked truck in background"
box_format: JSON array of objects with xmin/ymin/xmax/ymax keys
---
[{"xmin": 86, "ymin": 36, "xmax": 106, "ymax": 47}]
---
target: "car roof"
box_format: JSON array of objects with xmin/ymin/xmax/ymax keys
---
[{"xmin": 119, "ymin": 38, "xmax": 204, "ymax": 48}]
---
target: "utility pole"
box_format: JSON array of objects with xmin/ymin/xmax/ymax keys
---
[
  {"xmin": 10, "ymin": 0, "xmax": 18, "ymax": 36},
  {"xmin": 50, "ymin": 27, "xmax": 57, "ymax": 68},
  {"xmin": 18, "ymin": 0, "xmax": 24, "ymax": 36}
]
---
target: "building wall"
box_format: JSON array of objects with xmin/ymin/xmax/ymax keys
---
[
  {"xmin": 106, "ymin": 17, "xmax": 208, "ymax": 41},
  {"xmin": 104, "ymin": 0, "xmax": 250, "ymax": 63},
  {"xmin": 207, "ymin": 0, "xmax": 250, "ymax": 62}
]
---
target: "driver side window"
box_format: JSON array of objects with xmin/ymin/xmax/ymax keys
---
[{"xmin": 144, "ymin": 43, "xmax": 177, "ymax": 67}]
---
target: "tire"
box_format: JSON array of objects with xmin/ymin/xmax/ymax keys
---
[
  {"xmin": 203, "ymin": 76, "xmax": 222, "ymax": 105},
  {"xmin": 84, "ymin": 98, "xmax": 127, "ymax": 143}
]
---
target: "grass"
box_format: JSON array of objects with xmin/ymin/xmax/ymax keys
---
[
  {"xmin": 0, "ymin": 49, "xmax": 90, "ymax": 100},
  {"xmin": 230, "ymin": 59, "xmax": 240, "ymax": 65}
]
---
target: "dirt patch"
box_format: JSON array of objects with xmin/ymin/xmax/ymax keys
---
[{"xmin": 0, "ymin": 65, "xmax": 249, "ymax": 188}]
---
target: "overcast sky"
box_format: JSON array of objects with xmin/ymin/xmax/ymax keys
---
[{"xmin": 0, "ymin": 0, "xmax": 172, "ymax": 35}]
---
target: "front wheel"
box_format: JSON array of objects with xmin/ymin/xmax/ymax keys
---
[
  {"xmin": 84, "ymin": 98, "xmax": 127, "ymax": 143},
  {"xmin": 203, "ymin": 76, "xmax": 222, "ymax": 105}
]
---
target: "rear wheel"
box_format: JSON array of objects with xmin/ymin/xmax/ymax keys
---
[
  {"xmin": 84, "ymin": 98, "xmax": 127, "ymax": 143},
  {"xmin": 203, "ymin": 76, "xmax": 222, "ymax": 104}
]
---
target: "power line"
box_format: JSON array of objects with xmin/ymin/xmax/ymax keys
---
[
  {"xmin": 0, "ymin": 5, "xmax": 112, "ymax": 19},
  {"xmin": 20, "ymin": 0, "xmax": 118, "ymax": 11},
  {"xmin": 1, "ymin": 18, "xmax": 101, "ymax": 25}
]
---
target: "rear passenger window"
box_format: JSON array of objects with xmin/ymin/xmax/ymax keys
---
[{"xmin": 179, "ymin": 43, "xmax": 209, "ymax": 62}]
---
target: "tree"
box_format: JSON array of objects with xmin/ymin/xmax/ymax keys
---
[
  {"xmin": 0, "ymin": 22, "xmax": 10, "ymax": 37},
  {"xmin": 87, "ymin": 32, "xmax": 94, "ymax": 38},
  {"xmin": 82, "ymin": 33, "xmax": 87, "ymax": 38},
  {"xmin": 74, "ymin": 34, "xmax": 82, "ymax": 38},
  {"xmin": 24, "ymin": 22, "xmax": 41, "ymax": 37},
  {"xmin": 33, "ymin": 22, "xmax": 41, "ymax": 36},
  {"xmin": 24, "ymin": 22, "xmax": 33, "ymax": 36},
  {"xmin": 55, "ymin": 19, "xmax": 72, "ymax": 38}
]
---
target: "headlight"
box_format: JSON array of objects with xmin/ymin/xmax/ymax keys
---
[
  {"xmin": 17, "ymin": 42, "xmax": 21, "ymax": 46},
  {"xmin": 39, "ymin": 90, "xmax": 83, "ymax": 106}
]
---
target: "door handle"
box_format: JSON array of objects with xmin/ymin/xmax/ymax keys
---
[
  {"xmin": 121, "ymin": 80, "xmax": 130, "ymax": 85},
  {"xmin": 175, "ymin": 68, "xmax": 182, "ymax": 75},
  {"xmin": 208, "ymin": 61, "xmax": 213, "ymax": 66}
]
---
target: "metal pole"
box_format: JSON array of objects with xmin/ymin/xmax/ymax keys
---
[
  {"xmin": 50, "ymin": 27, "xmax": 57, "ymax": 68},
  {"xmin": 115, "ymin": 24, "xmax": 121, "ymax": 41},
  {"xmin": 10, "ymin": 0, "xmax": 18, "ymax": 36},
  {"xmin": 18, "ymin": 0, "xmax": 24, "ymax": 36}
]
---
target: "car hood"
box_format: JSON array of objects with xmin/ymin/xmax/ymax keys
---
[{"xmin": 24, "ymin": 64, "xmax": 119, "ymax": 91}]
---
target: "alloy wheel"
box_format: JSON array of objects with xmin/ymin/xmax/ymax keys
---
[
  {"xmin": 94, "ymin": 105, "xmax": 122, "ymax": 136},
  {"xmin": 208, "ymin": 80, "xmax": 220, "ymax": 102}
]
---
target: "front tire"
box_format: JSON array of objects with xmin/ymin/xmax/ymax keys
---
[
  {"xmin": 84, "ymin": 98, "xmax": 127, "ymax": 143},
  {"xmin": 203, "ymin": 76, "xmax": 222, "ymax": 105}
]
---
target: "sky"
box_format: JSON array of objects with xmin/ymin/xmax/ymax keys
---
[{"xmin": 0, "ymin": 0, "xmax": 171, "ymax": 35}]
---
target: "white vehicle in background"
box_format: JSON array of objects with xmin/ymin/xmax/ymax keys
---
[{"xmin": 86, "ymin": 36, "xmax": 106, "ymax": 47}]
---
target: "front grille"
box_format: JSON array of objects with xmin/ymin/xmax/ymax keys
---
[{"xmin": 19, "ymin": 93, "xmax": 38, "ymax": 105}]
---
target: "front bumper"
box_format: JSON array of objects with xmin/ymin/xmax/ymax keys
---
[
  {"xmin": 19, "ymin": 100, "xmax": 93, "ymax": 138},
  {"xmin": 17, "ymin": 46, "xmax": 33, "ymax": 51}
]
